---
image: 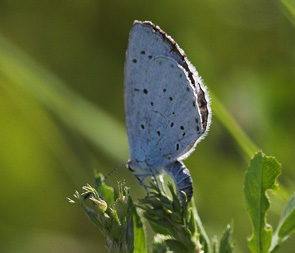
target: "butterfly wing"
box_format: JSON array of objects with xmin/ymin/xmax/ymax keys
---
[
  {"xmin": 124, "ymin": 21, "xmax": 211, "ymax": 168},
  {"xmin": 140, "ymin": 56, "xmax": 204, "ymax": 166}
]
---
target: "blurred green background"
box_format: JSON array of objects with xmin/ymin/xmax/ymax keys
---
[{"xmin": 0, "ymin": 0, "xmax": 294, "ymax": 252}]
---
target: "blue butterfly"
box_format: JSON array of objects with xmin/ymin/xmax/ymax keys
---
[{"xmin": 124, "ymin": 21, "xmax": 211, "ymax": 202}]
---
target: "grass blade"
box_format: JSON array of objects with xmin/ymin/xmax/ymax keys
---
[{"xmin": 0, "ymin": 34, "xmax": 128, "ymax": 163}]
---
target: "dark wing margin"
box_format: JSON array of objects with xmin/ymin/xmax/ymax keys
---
[{"xmin": 137, "ymin": 20, "xmax": 211, "ymax": 134}]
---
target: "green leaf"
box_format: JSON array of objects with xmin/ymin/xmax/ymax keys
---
[
  {"xmin": 192, "ymin": 198, "xmax": 211, "ymax": 253},
  {"xmin": 148, "ymin": 219, "xmax": 170, "ymax": 235},
  {"xmin": 219, "ymin": 224, "xmax": 235, "ymax": 253},
  {"xmin": 244, "ymin": 151, "xmax": 282, "ymax": 253},
  {"xmin": 139, "ymin": 183, "xmax": 201, "ymax": 252},
  {"xmin": 278, "ymin": 194, "xmax": 295, "ymax": 239},
  {"xmin": 152, "ymin": 234, "xmax": 170, "ymax": 252},
  {"xmin": 212, "ymin": 237, "xmax": 218, "ymax": 253},
  {"xmin": 270, "ymin": 193, "xmax": 295, "ymax": 252},
  {"xmin": 133, "ymin": 206, "xmax": 147, "ymax": 253},
  {"xmin": 165, "ymin": 239, "xmax": 189, "ymax": 252},
  {"xmin": 94, "ymin": 173, "xmax": 114, "ymax": 205}
]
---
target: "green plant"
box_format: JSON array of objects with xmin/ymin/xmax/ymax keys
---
[
  {"xmin": 69, "ymin": 151, "xmax": 295, "ymax": 253},
  {"xmin": 68, "ymin": 176, "xmax": 146, "ymax": 253}
]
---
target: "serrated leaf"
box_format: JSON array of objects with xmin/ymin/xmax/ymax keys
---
[
  {"xmin": 270, "ymin": 193, "xmax": 295, "ymax": 252},
  {"xmin": 244, "ymin": 151, "xmax": 281, "ymax": 253}
]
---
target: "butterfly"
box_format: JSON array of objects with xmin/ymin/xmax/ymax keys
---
[{"xmin": 124, "ymin": 20, "xmax": 211, "ymax": 202}]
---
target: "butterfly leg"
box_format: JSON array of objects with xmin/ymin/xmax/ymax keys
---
[
  {"xmin": 135, "ymin": 170, "xmax": 161, "ymax": 198},
  {"xmin": 135, "ymin": 174, "xmax": 152, "ymax": 197}
]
